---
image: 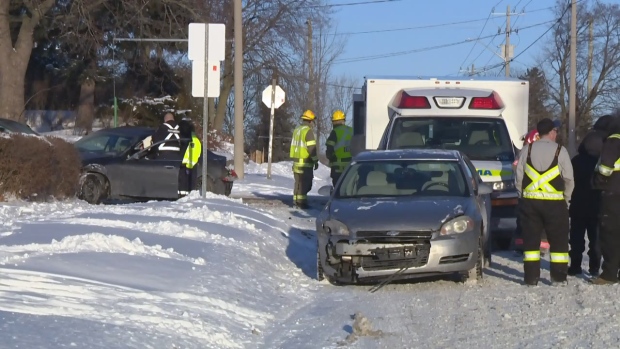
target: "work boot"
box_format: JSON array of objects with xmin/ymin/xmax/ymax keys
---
[
  {"xmin": 295, "ymin": 201, "xmax": 309, "ymax": 209},
  {"xmin": 588, "ymin": 277, "xmax": 617, "ymax": 285}
]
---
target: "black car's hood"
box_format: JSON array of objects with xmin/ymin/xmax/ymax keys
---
[{"xmin": 328, "ymin": 197, "xmax": 474, "ymax": 232}]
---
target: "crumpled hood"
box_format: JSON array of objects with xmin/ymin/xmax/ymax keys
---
[{"xmin": 328, "ymin": 197, "xmax": 474, "ymax": 232}]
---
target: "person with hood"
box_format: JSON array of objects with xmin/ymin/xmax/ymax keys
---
[
  {"xmin": 177, "ymin": 118, "xmax": 202, "ymax": 197},
  {"xmin": 590, "ymin": 115, "xmax": 620, "ymax": 285},
  {"xmin": 568, "ymin": 115, "xmax": 614, "ymax": 276}
]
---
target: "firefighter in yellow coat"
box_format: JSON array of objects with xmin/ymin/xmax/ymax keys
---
[
  {"xmin": 325, "ymin": 110, "xmax": 353, "ymax": 186},
  {"xmin": 290, "ymin": 110, "xmax": 319, "ymax": 209}
]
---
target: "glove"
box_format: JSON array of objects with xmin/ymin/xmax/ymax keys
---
[{"xmin": 314, "ymin": 162, "xmax": 319, "ymax": 170}]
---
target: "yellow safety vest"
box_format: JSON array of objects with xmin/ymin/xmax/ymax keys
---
[
  {"xmin": 597, "ymin": 134, "xmax": 620, "ymax": 176},
  {"xmin": 182, "ymin": 134, "xmax": 202, "ymax": 169},
  {"xmin": 290, "ymin": 125, "xmax": 316, "ymax": 173},
  {"xmin": 522, "ymin": 143, "xmax": 564, "ymax": 200},
  {"xmin": 328, "ymin": 125, "xmax": 353, "ymax": 173}
]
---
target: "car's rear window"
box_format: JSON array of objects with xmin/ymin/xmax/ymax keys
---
[{"xmin": 336, "ymin": 160, "xmax": 469, "ymax": 198}]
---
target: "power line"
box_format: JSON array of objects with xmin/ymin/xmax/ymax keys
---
[
  {"xmin": 498, "ymin": 0, "xmax": 586, "ymax": 75},
  {"xmin": 458, "ymin": 0, "xmax": 504, "ymax": 72},
  {"xmin": 308, "ymin": 0, "xmax": 406, "ymax": 8},
  {"xmin": 333, "ymin": 19, "xmax": 556, "ymax": 64}
]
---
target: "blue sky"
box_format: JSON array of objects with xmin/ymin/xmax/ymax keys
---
[{"xmin": 328, "ymin": 0, "xmax": 560, "ymax": 84}]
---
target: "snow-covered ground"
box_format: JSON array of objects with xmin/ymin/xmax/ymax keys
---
[{"xmin": 2, "ymin": 142, "xmax": 620, "ymax": 348}]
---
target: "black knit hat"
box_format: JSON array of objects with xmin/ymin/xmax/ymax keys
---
[{"xmin": 537, "ymin": 118, "xmax": 561, "ymax": 136}]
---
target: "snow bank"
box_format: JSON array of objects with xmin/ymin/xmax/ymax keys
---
[{"xmin": 0, "ymin": 193, "xmax": 315, "ymax": 348}]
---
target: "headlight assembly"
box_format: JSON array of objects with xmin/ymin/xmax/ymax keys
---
[
  {"xmin": 322, "ymin": 220, "xmax": 351, "ymax": 236},
  {"xmin": 440, "ymin": 216, "xmax": 475, "ymax": 236},
  {"xmin": 492, "ymin": 180, "xmax": 516, "ymax": 191}
]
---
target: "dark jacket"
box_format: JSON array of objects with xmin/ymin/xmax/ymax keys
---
[
  {"xmin": 572, "ymin": 116, "xmax": 617, "ymax": 215},
  {"xmin": 592, "ymin": 116, "xmax": 620, "ymax": 193},
  {"xmin": 151, "ymin": 120, "xmax": 181, "ymax": 157}
]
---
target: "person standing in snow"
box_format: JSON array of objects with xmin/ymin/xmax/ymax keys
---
[
  {"xmin": 516, "ymin": 118, "xmax": 574, "ymax": 286},
  {"xmin": 290, "ymin": 110, "xmax": 319, "ymax": 209},
  {"xmin": 325, "ymin": 110, "xmax": 353, "ymax": 186},
  {"xmin": 590, "ymin": 116, "xmax": 620, "ymax": 285},
  {"xmin": 150, "ymin": 113, "xmax": 181, "ymax": 159},
  {"xmin": 513, "ymin": 129, "xmax": 551, "ymax": 256},
  {"xmin": 568, "ymin": 115, "xmax": 614, "ymax": 277},
  {"xmin": 178, "ymin": 118, "xmax": 202, "ymax": 197}
]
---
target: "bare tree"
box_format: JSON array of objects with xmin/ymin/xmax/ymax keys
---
[
  {"xmin": 542, "ymin": 0, "xmax": 620, "ymax": 140},
  {"xmin": 0, "ymin": 0, "xmax": 55, "ymax": 121}
]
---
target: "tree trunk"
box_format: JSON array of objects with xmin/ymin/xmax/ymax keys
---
[
  {"xmin": 75, "ymin": 77, "xmax": 96, "ymax": 135},
  {"xmin": 0, "ymin": 0, "xmax": 55, "ymax": 122},
  {"xmin": 0, "ymin": 57, "xmax": 27, "ymax": 121}
]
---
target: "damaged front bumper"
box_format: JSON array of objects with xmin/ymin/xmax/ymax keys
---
[{"xmin": 318, "ymin": 230, "xmax": 478, "ymax": 283}]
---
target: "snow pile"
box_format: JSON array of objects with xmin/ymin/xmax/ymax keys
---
[{"xmin": 0, "ymin": 193, "xmax": 316, "ymax": 348}]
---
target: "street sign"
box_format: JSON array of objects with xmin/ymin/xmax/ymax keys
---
[
  {"xmin": 191, "ymin": 60, "xmax": 221, "ymax": 97},
  {"xmin": 188, "ymin": 23, "xmax": 225, "ymax": 61},
  {"xmin": 262, "ymin": 85, "xmax": 285, "ymax": 109}
]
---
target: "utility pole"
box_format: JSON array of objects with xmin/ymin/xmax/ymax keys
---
[
  {"xmin": 471, "ymin": 64, "xmax": 475, "ymax": 75},
  {"xmin": 266, "ymin": 71, "xmax": 277, "ymax": 179},
  {"xmin": 307, "ymin": 19, "xmax": 314, "ymax": 112},
  {"xmin": 505, "ymin": 5, "xmax": 511, "ymax": 77},
  {"xmin": 586, "ymin": 17, "xmax": 594, "ymax": 121},
  {"xmin": 492, "ymin": 6, "xmax": 520, "ymax": 76},
  {"xmin": 233, "ymin": 0, "xmax": 245, "ymax": 179},
  {"xmin": 568, "ymin": 0, "xmax": 577, "ymax": 156}
]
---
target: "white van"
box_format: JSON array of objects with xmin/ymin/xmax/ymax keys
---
[{"xmin": 352, "ymin": 76, "xmax": 529, "ymax": 247}]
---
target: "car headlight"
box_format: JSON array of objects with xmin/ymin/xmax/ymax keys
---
[
  {"xmin": 492, "ymin": 180, "xmax": 516, "ymax": 191},
  {"xmin": 322, "ymin": 220, "xmax": 351, "ymax": 236},
  {"xmin": 440, "ymin": 216, "xmax": 475, "ymax": 236}
]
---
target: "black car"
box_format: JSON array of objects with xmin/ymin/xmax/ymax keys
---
[
  {"xmin": 75, "ymin": 126, "xmax": 237, "ymax": 204},
  {"xmin": 0, "ymin": 118, "xmax": 39, "ymax": 135}
]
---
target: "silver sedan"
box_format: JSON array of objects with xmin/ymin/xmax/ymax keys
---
[{"xmin": 316, "ymin": 149, "xmax": 493, "ymax": 286}]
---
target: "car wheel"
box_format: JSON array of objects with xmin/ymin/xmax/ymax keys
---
[
  {"xmin": 224, "ymin": 182, "xmax": 233, "ymax": 197},
  {"xmin": 79, "ymin": 173, "xmax": 107, "ymax": 204},
  {"xmin": 461, "ymin": 233, "xmax": 484, "ymax": 284},
  {"xmin": 317, "ymin": 246, "xmax": 325, "ymax": 282}
]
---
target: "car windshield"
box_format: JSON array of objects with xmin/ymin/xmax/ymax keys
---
[
  {"xmin": 0, "ymin": 119, "xmax": 38, "ymax": 135},
  {"xmin": 335, "ymin": 160, "xmax": 469, "ymax": 198},
  {"xmin": 387, "ymin": 117, "xmax": 514, "ymax": 162},
  {"xmin": 75, "ymin": 132, "xmax": 137, "ymax": 156}
]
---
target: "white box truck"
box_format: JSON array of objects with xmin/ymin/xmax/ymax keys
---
[{"xmin": 351, "ymin": 76, "xmax": 529, "ymax": 247}]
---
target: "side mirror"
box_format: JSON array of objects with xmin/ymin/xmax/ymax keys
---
[
  {"xmin": 478, "ymin": 183, "xmax": 493, "ymax": 195},
  {"xmin": 318, "ymin": 185, "xmax": 333, "ymax": 196}
]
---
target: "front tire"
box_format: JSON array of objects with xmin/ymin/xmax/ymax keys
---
[
  {"xmin": 79, "ymin": 173, "xmax": 107, "ymax": 204},
  {"xmin": 462, "ymin": 233, "xmax": 484, "ymax": 284},
  {"xmin": 317, "ymin": 247, "xmax": 325, "ymax": 281}
]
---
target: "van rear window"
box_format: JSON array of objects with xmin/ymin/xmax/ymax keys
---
[{"xmin": 387, "ymin": 117, "xmax": 514, "ymax": 162}]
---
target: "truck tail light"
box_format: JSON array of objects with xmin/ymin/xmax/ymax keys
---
[
  {"xmin": 469, "ymin": 91, "xmax": 504, "ymax": 110},
  {"xmin": 397, "ymin": 92, "xmax": 431, "ymax": 109}
]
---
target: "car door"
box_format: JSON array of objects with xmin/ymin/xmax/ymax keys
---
[{"xmin": 118, "ymin": 156, "xmax": 180, "ymax": 200}]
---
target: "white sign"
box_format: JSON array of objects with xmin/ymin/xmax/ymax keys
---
[
  {"xmin": 192, "ymin": 60, "xmax": 221, "ymax": 98},
  {"xmin": 188, "ymin": 23, "xmax": 226, "ymax": 61},
  {"xmin": 262, "ymin": 85, "xmax": 285, "ymax": 109}
]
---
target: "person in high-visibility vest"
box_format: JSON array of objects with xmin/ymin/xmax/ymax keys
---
[
  {"xmin": 325, "ymin": 110, "xmax": 353, "ymax": 186},
  {"xmin": 178, "ymin": 118, "xmax": 202, "ymax": 197},
  {"xmin": 591, "ymin": 115, "xmax": 620, "ymax": 285},
  {"xmin": 516, "ymin": 118, "xmax": 574, "ymax": 286},
  {"xmin": 290, "ymin": 110, "xmax": 319, "ymax": 209}
]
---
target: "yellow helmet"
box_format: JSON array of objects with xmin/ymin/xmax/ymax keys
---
[
  {"xmin": 332, "ymin": 110, "xmax": 345, "ymax": 122},
  {"xmin": 301, "ymin": 109, "xmax": 315, "ymax": 121}
]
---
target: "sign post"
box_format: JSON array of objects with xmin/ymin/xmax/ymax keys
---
[
  {"xmin": 261, "ymin": 83, "xmax": 285, "ymax": 179},
  {"xmin": 188, "ymin": 23, "xmax": 225, "ymax": 196}
]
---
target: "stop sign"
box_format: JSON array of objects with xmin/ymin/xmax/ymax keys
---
[{"xmin": 262, "ymin": 85, "xmax": 286, "ymax": 109}]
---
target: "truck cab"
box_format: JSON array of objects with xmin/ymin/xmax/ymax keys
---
[{"xmin": 352, "ymin": 76, "xmax": 529, "ymax": 248}]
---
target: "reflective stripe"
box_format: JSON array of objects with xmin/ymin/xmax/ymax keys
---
[
  {"xmin": 159, "ymin": 123, "xmax": 181, "ymax": 151},
  {"xmin": 290, "ymin": 125, "xmax": 312, "ymax": 163},
  {"xmin": 523, "ymin": 250, "xmax": 540, "ymax": 262},
  {"xmin": 306, "ymin": 140, "xmax": 316, "ymax": 146},
  {"xmin": 523, "ymin": 163, "xmax": 564, "ymax": 201},
  {"xmin": 596, "ymin": 134, "xmax": 620, "ymax": 175},
  {"xmin": 293, "ymin": 194, "xmax": 307, "ymax": 200},
  {"xmin": 550, "ymin": 252, "xmax": 569, "ymax": 263}
]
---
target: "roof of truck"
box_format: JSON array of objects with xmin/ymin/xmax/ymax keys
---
[{"xmin": 364, "ymin": 75, "xmax": 526, "ymax": 82}]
